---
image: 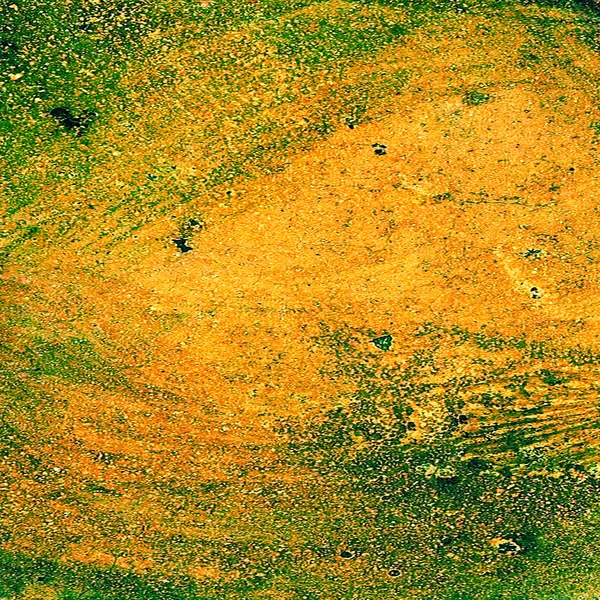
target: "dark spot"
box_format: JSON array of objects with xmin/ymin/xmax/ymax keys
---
[
  {"xmin": 499, "ymin": 465, "xmax": 512, "ymax": 478},
  {"xmin": 0, "ymin": 527, "xmax": 11, "ymax": 544},
  {"xmin": 340, "ymin": 550, "xmax": 354, "ymax": 559},
  {"xmin": 539, "ymin": 369, "xmax": 564, "ymax": 386},
  {"xmin": 50, "ymin": 107, "xmax": 73, "ymax": 122},
  {"xmin": 463, "ymin": 90, "xmax": 491, "ymax": 106},
  {"xmin": 440, "ymin": 537, "xmax": 454, "ymax": 547},
  {"xmin": 451, "ymin": 413, "xmax": 469, "ymax": 428},
  {"xmin": 50, "ymin": 107, "xmax": 97, "ymax": 137},
  {"xmin": 36, "ymin": 85, "xmax": 49, "ymax": 100},
  {"xmin": 0, "ymin": 39, "xmax": 18, "ymax": 60},
  {"xmin": 147, "ymin": 173, "xmax": 158, "ymax": 181},
  {"xmin": 565, "ymin": 462, "xmax": 585, "ymax": 473},
  {"xmin": 497, "ymin": 540, "xmax": 522, "ymax": 554},
  {"xmin": 84, "ymin": 483, "xmax": 120, "ymax": 496},
  {"xmin": 436, "ymin": 475, "xmax": 459, "ymax": 486},
  {"xmin": 406, "ymin": 421, "xmax": 416, "ymax": 431},
  {"xmin": 371, "ymin": 334, "xmax": 392, "ymax": 351},
  {"xmin": 466, "ymin": 457, "xmax": 488, "ymax": 472},
  {"xmin": 372, "ymin": 143, "xmax": 387, "ymax": 156},
  {"xmin": 80, "ymin": 109, "xmax": 98, "ymax": 123},
  {"xmin": 530, "ymin": 286, "xmax": 542, "ymax": 299},
  {"xmin": 78, "ymin": 21, "xmax": 94, "ymax": 32},
  {"xmin": 185, "ymin": 218, "xmax": 204, "ymax": 231},
  {"xmin": 388, "ymin": 568, "xmax": 401, "ymax": 577},
  {"xmin": 94, "ymin": 451, "xmax": 117, "ymax": 465},
  {"xmin": 389, "ymin": 23, "xmax": 404, "ymax": 36},
  {"xmin": 512, "ymin": 532, "xmax": 536, "ymax": 554},
  {"xmin": 173, "ymin": 238, "xmax": 193, "ymax": 253},
  {"xmin": 433, "ymin": 192, "xmax": 452, "ymax": 202},
  {"xmin": 523, "ymin": 248, "xmax": 542, "ymax": 259}
]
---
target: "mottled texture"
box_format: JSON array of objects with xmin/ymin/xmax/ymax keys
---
[{"xmin": 3, "ymin": 0, "xmax": 600, "ymax": 598}]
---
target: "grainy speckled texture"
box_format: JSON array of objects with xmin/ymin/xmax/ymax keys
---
[{"xmin": 3, "ymin": 0, "xmax": 600, "ymax": 597}]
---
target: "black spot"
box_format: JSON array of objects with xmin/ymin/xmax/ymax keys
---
[
  {"xmin": 523, "ymin": 248, "xmax": 542, "ymax": 259},
  {"xmin": 466, "ymin": 457, "xmax": 488, "ymax": 472},
  {"xmin": 80, "ymin": 109, "xmax": 98, "ymax": 124},
  {"xmin": 50, "ymin": 108, "xmax": 83, "ymax": 132},
  {"xmin": 0, "ymin": 39, "xmax": 18, "ymax": 61},
  {"xmin": 50, "ymin": 107, "xmax": 97, "ymax": 136},
  {"xmin": 94, "ymin": 451, "xmax": 117, "ymax": 465},
  {"xmin": 340, "ymin": 550, "xmax": 354, "ymax": 559},
  {"xmin": 433, "ymin": 192, "xmax": 452, "ymax": 202},
  {"xmin": 512, "ymin": 532, "xmax": 536, "ymax": 555},
  {"xmin": 458, "ymin": 414, "xmax": 469, "ymax": 424},
  {"xmin": 372, "ymin": 143, "xmax": 387, "ymax": 156},
  {"xmin": 564, "ymin": 462, "xmax": 585, "ymax": 473},
  {"xmin": 50, "ymin": 107, "xmax": 74, "ymax": 122},
  {"xmin": 371, "ymin": 334, "xmax": 392, "ymax": 351},
  {"xmin": 406, "ymin": 421, "xmax": 416, "ymax": 431},
  {"xmin": 498, "ymin": 540, "xmax": 521, "ymax": 554},
  {"xmin": 173, "ymin": 238, "xmax": 193, "ymax": 253},
  {"xmin": 185, "ymin": 218, "xmax": 204, "ymax": 231},
  {"xmin": 147, "ymin": 173, "xmax": 158, "ymax": 181},
  {"xmin": 388, "ymin": 568, "xmax": 401, "ymax": 577},
  {"xmin": 539, "ymin": 369, "xmax": 564, "ymax": 386},
  {"xmin": 436, "ymin": 475, "xmax": 459, "ymax": 487},
  {"xmin": 530, "ymin": 286, "xmax": 542, "ymax": 299}
]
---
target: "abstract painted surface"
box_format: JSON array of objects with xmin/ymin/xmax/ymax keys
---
[{"xmin": 3, "ymin": 0, "xmax": 600, "ymax": 597}]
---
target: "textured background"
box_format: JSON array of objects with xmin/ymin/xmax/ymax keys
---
[{"xmin": 2, "ymin": 0, "xmax": 600, "ymax": 597}]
